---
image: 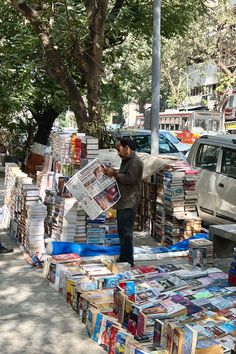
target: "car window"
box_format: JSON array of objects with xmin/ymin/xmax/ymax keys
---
[
  {"xmin": 159, "ymin": 134, "xmax": 178, "ymax": 154},
  {"xmin": 162, "ymin": 131, "xmax": 180, "ymax": 144},
  {"xmin": 195, "ymin": 144, "xmax": 220, "ymax": 172},
  {"xmin": 221, "ymin": 148, "xmax": 236, "ymax": 179},
  {"xmin": 131, "ymin": 135, "xmax": 151, "ymax": 153},
  {"xmin": 115, "ymin": 133, "xmax": 178, "ymax": 154}
]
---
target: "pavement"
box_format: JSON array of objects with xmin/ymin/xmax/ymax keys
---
[
  {"xmin": 0, "ymin": 176, "xmax": 104, "ymax": 354},
  {"xmin": 0, "ymin": 173, "xmax": 233, "ymax": 354}
]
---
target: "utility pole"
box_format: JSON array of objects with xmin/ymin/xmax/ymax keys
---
[{"xmin": 151, "ymin": 0, "xmax": 161, "ymax": 155}]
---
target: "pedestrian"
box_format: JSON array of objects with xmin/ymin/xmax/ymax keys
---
[{"xmin": 103, "ymin": 137, "xmax": 143, "ymax": 267}]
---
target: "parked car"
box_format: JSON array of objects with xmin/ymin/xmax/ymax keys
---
[
  {"xmin": 98, "ymin": 129, "xmax": 185, "ymax": 170},
  {"xmin": 187, "ymin": 134, "xmax": 236, "ymax": 224},
  {"xmin": 111, "ymin": 130, "xmax": 186, "ymax": 159},
  {"xmin": 160, "ymin": 130, "xmax": 191, "ymax": 155}
]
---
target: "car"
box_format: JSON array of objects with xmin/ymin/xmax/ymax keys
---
[
  {"xmin": 98, "ymin": 129, "xmax": 185, "ymax": 170},
  {"xmin": 187, "ymin": 134, "xmax": 236, "ymax": 225},
  {"xmin": 111, "ymin": 130, "xmax": 186, "ymax": 159},
  {"xmin": 160, "ymin": 130, "xmax": 191, "ymax": 155}
]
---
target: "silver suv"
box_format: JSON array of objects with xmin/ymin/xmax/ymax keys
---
[{"xmin": 187, "ymin": 134, "xmax": 236, "ymax": 224}]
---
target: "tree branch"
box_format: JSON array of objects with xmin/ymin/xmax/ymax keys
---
[{"xmin": 11, "ymin": 0, "xmax": 89, "ymax": 123}]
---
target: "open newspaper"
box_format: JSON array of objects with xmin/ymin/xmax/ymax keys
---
[{"xmin": 65, "ymin": 159, "xmax": 120, "ymax": 220}]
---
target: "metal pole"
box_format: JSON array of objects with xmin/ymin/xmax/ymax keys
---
[{"xmin": 151, "ymin": 0, "xmax": 161, "ymax": 155}]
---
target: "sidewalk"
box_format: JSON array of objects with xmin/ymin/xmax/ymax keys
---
[{"xmin": 0, "ymin": 175, "xmax": 104, "ymax": 354}]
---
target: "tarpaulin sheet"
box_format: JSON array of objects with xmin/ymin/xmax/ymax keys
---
[
  {"xmin": 49, "ymin": 241, "xmax": 120, "ymax": 257},
  {"xmin": 134, "ymin": 233, "xmax": 208, "ymax": 254},
  {"xmin": 48, "ymin": 233, "xmax": 208, "ymax": 257}
]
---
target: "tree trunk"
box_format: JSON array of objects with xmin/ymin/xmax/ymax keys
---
[{"xmin": 24, "ymin": 105, "xmax": 60, "ymax": 175}]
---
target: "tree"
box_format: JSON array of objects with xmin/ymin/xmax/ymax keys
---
[
  {"xmin": 161, "ymin": 0, "xmax": 236, "ymax": 111},
  {"xmin": 10, "ymin": 0, "xmax": 206, "ymax": 132}
]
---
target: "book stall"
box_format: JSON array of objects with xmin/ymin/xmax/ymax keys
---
[
  {"xmin": 136, "ymin": 160, "xmax": 202, "ymax": 245},
  {"xmin": 3, "ymin": 127, "xmax": 236, "ymax": 353},
  {"xmin": 42, "ymin": 243, "xmax": 236, "ymax": 354},
  {"xmin": 4, "ymin": 128, "xmax": 119, "ymax": 251}
]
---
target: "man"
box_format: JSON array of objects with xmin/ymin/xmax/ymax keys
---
[{"xmin": 103, "ymin": 137, "xmax": 143, "ymax": 267}]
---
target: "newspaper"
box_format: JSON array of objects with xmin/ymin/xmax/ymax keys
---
[{"xmin": 65, "ymin": 159, "xmax": 120, "ymax": 220}]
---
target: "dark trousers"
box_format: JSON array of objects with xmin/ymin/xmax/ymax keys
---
[{"xmin": 117, "ymin": 208, "xmax": 135, "ymax": 266}]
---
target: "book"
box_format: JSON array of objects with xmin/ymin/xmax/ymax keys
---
[
  {"xmin": 192, "ymin": 247, "xmax": 207, "ymax": 270},
  {"xmin": 98, "ymin": 315, "xmax": 118, "ymax": 351},
  {"xmin": 196, "ymin": 339, "xmax": 224, "ymax": 354},
  {"xmin": 108, "ymin": 324, "xmax": 121, "ymax": 354},
  {"xmin": 182, "ymin": 325, "xmax": 198, "ymax": 354},
  {"xmin": 153, "ymin": 319, "xmax": 164, "ymax": 349},
  {"xmin": 172, "ymin": 327, "xmax": 184, "ymax": 354}
]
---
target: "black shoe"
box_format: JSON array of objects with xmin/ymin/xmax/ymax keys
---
[{"xmin": 0, "ymin": 245, "xmax": 14, "ymax": 254}]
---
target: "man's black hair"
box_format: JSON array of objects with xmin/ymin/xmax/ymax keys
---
[{"xmin": 118, "ymin": 137, "xmax": 136, "ymax": 151}]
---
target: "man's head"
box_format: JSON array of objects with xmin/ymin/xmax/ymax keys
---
[{"xmin": 115, "ymin": 137, "xmax": 136, "ymax": 159}]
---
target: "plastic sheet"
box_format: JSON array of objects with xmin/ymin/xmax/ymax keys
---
[
  {"xmin": 134, "ymin": 233, "xmax": 208, "ymax": 255},
  {"xmin": 48, "ymin": 240, "xmax": 120, "ymax": 257},
  {"xmin": 47, "ymin": 233, "xmax": 208, "ymax": 258}
]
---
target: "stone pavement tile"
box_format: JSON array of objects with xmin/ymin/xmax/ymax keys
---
[{"xmin": 0, "ymin": 230, "xmax": 104, "ymax": 354}]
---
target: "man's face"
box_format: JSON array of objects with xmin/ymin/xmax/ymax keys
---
[{"xmin": 115, "ymin": 142, "xmax": 130, "ymax": 159}]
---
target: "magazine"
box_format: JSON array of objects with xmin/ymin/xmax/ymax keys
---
[{"xmin": 65, "ymin": 159, "xmax": 120, "ymax": 220}]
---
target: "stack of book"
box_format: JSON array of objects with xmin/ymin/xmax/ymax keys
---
[
  {"xmin": 163, "ymin": 166, "xmax": 185, "ymax": 218},
  {"xmin": 184, "ymin": 168, "xmax": 200, "ymax": 213},
  {"xmin": 179, "ymin": 213, "xmax": 202, "ymax": 239},
  {"xmin": 104, "ymin": 209, "xmax": 119, "ymax": 246},
  {"xmin": 86, "ymin": 213, "xmax": 107, "ymax": 245},
  {"xmin": 86, "ymin": 136, "xmax": 99, "ymax": 160},
  {"xmin": 60, "ymin": 197, "xmax": 79, "ymax": 242},
  {"xmin": 188, "ymin": 238, "xmax": 214, "ymax": 268},
  {"xmin": 25, "ymin": 201, "xmax": 47, "ymax": 253},
  {"xmin": 74, "ymin": 207, "xmax": 87, "ymax": 244}
]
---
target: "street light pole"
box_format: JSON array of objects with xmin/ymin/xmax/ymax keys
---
[{"xmin": 151, "ymin": 0, "xmax": 161, "ymax": 155}]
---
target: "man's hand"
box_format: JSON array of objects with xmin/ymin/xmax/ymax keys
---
[{"xmin": 103, "ymin": 167, "xmax": 117, "ymax": 178}]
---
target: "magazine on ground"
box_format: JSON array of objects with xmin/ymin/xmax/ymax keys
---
[{"xmin": 65, "ymin": 159, "xmax": 120, "ymax": 220}]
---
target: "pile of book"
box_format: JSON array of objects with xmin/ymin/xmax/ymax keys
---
[
  {"xmin": 188, "ymin": 238, "xmax": 214, "ymax": 268},
  {"xmin": 137, "ymin": 160, "xmax": 202, "ymax": 245},
  {"xmin": 87, "ymin": 213, "xmax": 107, "ymax": 245},
  {"xmin": 74, "ymin": 208, "xmax": 87, "ymax": 244},
  {"xmin": 43, "ymin": 252, "xmax": 236, "ymax": 354},
  {"xmin": 104, "ymin": 209, "xmax": 119, "ymax": 246},
  {"xmin": 25, "ymin": 201, "xmax": 47, "ymax": 253}
]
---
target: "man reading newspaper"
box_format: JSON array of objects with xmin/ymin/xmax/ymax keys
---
[{"xmin": 103, "ymin": 137, "xmax": 143, "ymax": 267}]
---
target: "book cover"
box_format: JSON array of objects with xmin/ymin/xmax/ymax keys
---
[
  {"xmin": 108, "ymin": 325, "xmax": 121, "ymax": 354},
  {"xmin": 92, "ymin": 312, "xmax": 104, "ymax": 342},
  {"xmin": 196, "ymin": 339, "xmax": 224, "ymax": 354},
  {"xmin": 165, "ymin": 322, "xmax": 176, "ymax": 353},
  {"xmin": 86, "ymin": 307, "xmax": 98, "ymax": 338},
  {"xmin": 153, "ymin": 319, "xmax": 164, "ymax": 349},
  {"xmin": 192, "ymin": 247, "xmax": 207, "ymax": 270},
  {"xmin": 123, "ymin": 298, "xmax": 133, "ymax": 329},
  {"xmin": 113, "ymin": 329, "xmax": 130, "ymax": 354},
  {"xmin": 172, "ymin": 327, "xmax": 184, "ymax": 354},
  {"xmin": 127, "ymin": 305, "xmax": 140, "ymax": 336},
  {"xmin": 119, "ymin": 281, "xmax": 135, "ymax": 302},
  {"xmin": 136, "ymin": 311, "xmax": 147, "ymax": 337},
  {"xmin": 182, "ymin": 325, "xmax": 198, "ymax": 354},
  {"xmin": 98, "ymin": 316, "xmax": 117, "ymax": 350}
]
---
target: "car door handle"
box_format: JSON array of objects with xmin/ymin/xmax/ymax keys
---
[{"xmin": 218, "ymin": 183, "xmax": 224, "ymax": 188}]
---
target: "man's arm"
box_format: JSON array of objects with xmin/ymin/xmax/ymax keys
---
[{"xmin": 104, "ymin": 159, "xmax": 143, "ymax": 185}]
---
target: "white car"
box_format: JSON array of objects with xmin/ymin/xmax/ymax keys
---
[{"xmin": 187, "ymin": 134, "xmax": 236, "ymax": 224}]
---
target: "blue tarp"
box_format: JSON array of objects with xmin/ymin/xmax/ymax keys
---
[
  {"xmin": 51, "ymin": 241, "xmax": 120, "ymax": 257},
  {"xmin": 50, "ymin": 233, "xmax": 208, "ymax": 257},
  {"xmin": 134, "ymin": 233, "xmax": 209, "ymax": 254}
]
